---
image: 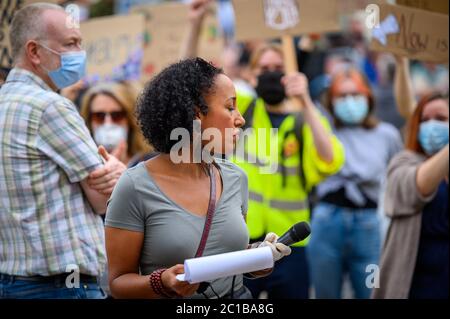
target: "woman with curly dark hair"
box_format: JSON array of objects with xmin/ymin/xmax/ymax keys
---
[{"xmin": 104, "ymin": 58, "xmax": 291, "ymax": 299}]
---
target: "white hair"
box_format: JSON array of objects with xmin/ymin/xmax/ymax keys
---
[{"xmin": 9, "ymin": 2, "xmax": 64, "ymax": 62}]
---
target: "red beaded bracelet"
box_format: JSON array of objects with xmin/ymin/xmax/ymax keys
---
[{"xmin": 149, "ymin": 268, "xmax": 174, "ymax": 298}]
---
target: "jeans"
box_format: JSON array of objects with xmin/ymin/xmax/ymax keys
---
[
  {"xmin": 244, "ymin": 246, "xmax": 309, "ymax": 299},
  {"xmin": 0, "ymin": 274, "xmax": 107, "ymax": 299},
  {"xmin": 306, "ymin": 203, "xmax": 381, "ymax": 299}
]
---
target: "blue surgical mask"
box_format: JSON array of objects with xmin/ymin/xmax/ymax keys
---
[
  {"xmin": 40, "ymin": 43, "xmax": 86, "ymax": 89},
  {"xmin": 418, "ymin": 120, "xmax": 449, "ymax": 155},
  {"xmin": 333, "ymin": 95, "xmax": 369, "ymax": 125}
]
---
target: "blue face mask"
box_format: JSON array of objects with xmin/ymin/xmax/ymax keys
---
[
  {"xmin": 418, "ymin": 120, "xmax": 449, "ymax": 155},
  {"xmin": 40, "ymin": 43, "xmax": 86, "ymax": 89},
  {"xmin": 333, "ymin": 95, "xmax": 369, "ymax": 125}
]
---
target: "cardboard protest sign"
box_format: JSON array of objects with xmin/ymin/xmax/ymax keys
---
[
  {"xmin": 232, "ymin": 0, "xmax": 341, "ymax": 41},
  {"xmin": 336, "ymin": 0, "xmax": 389, "ymax": 37},
  {"xmin": 23, "ymin": 0, "xmax": 59, "ymax": 3},
  {"xmin": 80, "ymin": 14, "xmax": 145, "ymax": 85},
  {"xmin": 396, "ymin": 0, "xmax": 449, "ymax": 15},
  {"xmin": 132, "ymin": 2, "xmax": 223, "ymax": 80},
  {"xmin": 370, "ymin": 4, "xmax": 448, "ymax": 63},
  {"xmin": 1, "ymin": 0, "xmax": 63, "ymax": 69},
  {"xmin": 337, "ymin": 0, "xmax": 387, "ymax": 15},
  {"xmin": 1, "ymin": 0, "xmax": 25, "ymax": 68}
]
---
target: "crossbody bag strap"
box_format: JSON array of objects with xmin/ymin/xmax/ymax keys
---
[{"xmin": 194, "ymin": 163, "xmax": 217, "ymax": 258}]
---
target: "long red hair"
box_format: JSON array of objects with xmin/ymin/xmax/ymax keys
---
[{"xmin": 405, "ymin": 92, "xmax": 449, "ymax": 155}]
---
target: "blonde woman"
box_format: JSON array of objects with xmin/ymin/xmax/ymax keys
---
[{"xmin": 80, "ymin": 82, "xmax": 150, "ymax": 165}]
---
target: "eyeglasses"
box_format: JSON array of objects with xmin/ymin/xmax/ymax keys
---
[{"xmin": 91, "ymin": 111, "xmax": 127, "ymax": 124}]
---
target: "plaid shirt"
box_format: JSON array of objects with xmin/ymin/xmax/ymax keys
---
[{"xmin": 0, "ymin": 68, "xmax": 105, "ymax": 276}]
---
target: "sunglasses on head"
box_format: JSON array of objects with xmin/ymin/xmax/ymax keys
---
[{"xmin": 91, "ymin": 111, "xmax": 127, "ymax": 124}]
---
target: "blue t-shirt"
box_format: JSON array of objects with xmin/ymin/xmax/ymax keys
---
[
  {"xmin": 267, "ymin": 111, "xmax": 289, "ymax": 129},
  {"xmin": 409, "ymin": 181, "xmax": 449, "ymax": 299}
]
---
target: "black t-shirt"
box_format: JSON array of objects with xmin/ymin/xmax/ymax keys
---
[{"xmin": 409, "ymin": 180, "xmax": 449, "ymax": 299}]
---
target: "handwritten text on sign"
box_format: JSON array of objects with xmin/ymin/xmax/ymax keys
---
[
  {"xmin": 80, "ymin": 14, "xmax": 144, "ymax": 84},
  {"xmin": 370, "ymin": 4, "xmax": 448, "ymax": 63}
]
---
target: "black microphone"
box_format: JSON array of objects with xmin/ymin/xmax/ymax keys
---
[{"xmin": 277, "ymin": 222, "xmax": 311, "ymax": 246}]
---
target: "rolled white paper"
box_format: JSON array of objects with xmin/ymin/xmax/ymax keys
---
[{"xmin": 175, "ymin": 246, "xmax": 274, "ymax": 284}]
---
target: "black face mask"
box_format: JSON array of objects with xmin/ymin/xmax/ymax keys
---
[{"xmin": 255, "ymin": 70, "xmax": 286, "ymax": 106}]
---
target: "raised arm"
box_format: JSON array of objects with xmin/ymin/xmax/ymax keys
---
[
  {"xmin": 394, "ymin": 55, "xmax": 416, "ymax": 119},
  {"xmin": 179, "ymin": 0, "xmax": 211, "ymax": 59},
  {"xmin": 416, "ymin": 144, "xmax": 449, "ymax": 197},
  {"xmin": 282, "ymin": 72, "xmax": 335, "ymax": 163},
  {"xmin": 385, "ymin": 148, "xmax": 448, "ymax": 218}
]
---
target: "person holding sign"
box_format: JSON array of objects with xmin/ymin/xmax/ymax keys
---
[
  {"xmin": 373, "ymin": 93, "xmax": 449, "ymax": 299},
  {"xmin": 234, "ymin": 43, "xmax": 345, "ymax": 299},
  {"xmin": 0, "ymin": 3, "xmax": 126, "ymax": 298},
  {"xmin": 105, "ymin": 58, "xmax": 291, "ymax": 299}
]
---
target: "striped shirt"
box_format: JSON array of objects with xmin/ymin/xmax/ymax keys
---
[{"xmin": 0, "ymin": 68, "xmax": 105, "ymax": 276}]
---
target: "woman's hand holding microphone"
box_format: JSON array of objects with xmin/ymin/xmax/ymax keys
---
[
  {"xmin": 252, "ymin": 232, "xmax": 292, "ymax": 262},
  {"xmin": 247, "ymin": 232, "xmax": 292, "ymax": 278}
]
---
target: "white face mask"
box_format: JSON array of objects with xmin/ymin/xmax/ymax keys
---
[{"xmin": 93, "ymin": 124, "xmax": 128, "ymax": 152}]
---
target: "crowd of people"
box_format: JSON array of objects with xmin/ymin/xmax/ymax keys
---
[{"xmin": 0, "ymin": 0, "xmax": 448, "ymax": 300}]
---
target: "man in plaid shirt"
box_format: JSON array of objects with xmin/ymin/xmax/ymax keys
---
[{"xmin": 0, "ymin": 3, "xmax": 126, "ymax": 298}]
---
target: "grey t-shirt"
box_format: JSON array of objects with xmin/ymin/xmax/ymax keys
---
[{"xmin": 105, "ymin": 158, "xmax": 250, "ymax": 299}]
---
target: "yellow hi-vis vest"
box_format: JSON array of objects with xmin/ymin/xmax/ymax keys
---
[{"xmin": 232, "ymin": 94, "xmax": 345, "ymax": 247}]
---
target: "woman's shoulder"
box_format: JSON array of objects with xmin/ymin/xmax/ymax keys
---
[
  {"xmin": 125, "ymin": 161, "xmax": 149, "ymax": 180},
  {"xmin": 376, "ymin": 122, "xmax": 401, "ymax": 138},
  {"xmin": 388, "ymin": 149, "xmax": 426, "ymax": 171},
  {"xmin": 114, "ymin": 162, "xmax": 151, "ymax": 193},
  {"xmin": 215, "ymin": 157, "xmax": 248, "ymax": 183}
]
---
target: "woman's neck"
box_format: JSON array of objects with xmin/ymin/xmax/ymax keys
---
[{"xmin": 157, "ymin": 153, "xmax": 210, "ymax": 179}]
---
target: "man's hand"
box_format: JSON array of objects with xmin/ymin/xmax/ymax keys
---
[{"xmin": 88, "ymin": 146, "xmax": 126, "ymax": 196}]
